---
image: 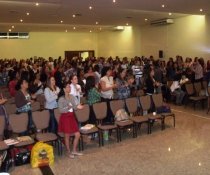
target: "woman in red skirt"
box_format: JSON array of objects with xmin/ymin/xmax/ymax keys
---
[{"xmin": 58, "ymin": 82, "xmax": 84, "ymax": 159}]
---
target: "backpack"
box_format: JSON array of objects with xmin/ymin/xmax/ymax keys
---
[
  {"xmin": 31, "ymin": 142, "xmax": 54, "ymax": 168},
  {"xmin": 115, "ymin": 109, "xmax": 129, "ymax": 122}
]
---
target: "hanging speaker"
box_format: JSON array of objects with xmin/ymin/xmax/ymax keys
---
[{"xmin": 159, "ymin": 50, "xmax": 163, "ymax": 58}]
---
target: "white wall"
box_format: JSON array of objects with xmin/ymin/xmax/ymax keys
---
[
  {"xmin": 140, "ymin": 15, "xmax": 210, "ymax": 60},
  {"xmin": 97, "ymin": 26, "xmax": 141, "ymax": 58},
  {"xmin": 0, "ymin": 32, "xmax": 98, "ymax": 59}
]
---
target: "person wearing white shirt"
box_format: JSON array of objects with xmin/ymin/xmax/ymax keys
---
[
  {"xmin": 44, "ymin": 77, "xmax": 60, "ymax": 133},
  {"xmin": 69, "ymin": 75, "xmax": 81, "ymax": 105}
]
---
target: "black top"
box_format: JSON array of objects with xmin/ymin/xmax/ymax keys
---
[{"xmin": 146, "ymin": 77, "xmax": 155, "ymax": 94}]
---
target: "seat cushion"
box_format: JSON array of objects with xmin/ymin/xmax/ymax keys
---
[
  {"xmin": 15, "ymin": 139, "xmax": 34, "ymax": 147},
  {"xmin": 130, "ymin": 116, "xmax": 149, "ymax": 123},
  {"xmin": 148, "ymin": 114, "xmax": 163, "ymax": 120},
  {"xmin": 36, "ymin": 133, "xmax": 57, "ymax": 142},
  {"xmin": 80, "ymin": 127, "xmax": 98, "ymax": 134},
  {"xmin": 115, "ymin": 120, "xmax": 133, "ymax": 127},
  {"xmin": 97, "ymin": 124, "xmax": 117, "ymax": 130},
  {"xmin": 0, "ymin": 141, "xmax": 9, "ymax": 151}
]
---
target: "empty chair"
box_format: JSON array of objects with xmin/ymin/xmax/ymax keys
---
[
  {"xmin": 32, "ymin": 110, "xmax": 60, "ymax": 155},
  {"xmin": 185, "ymin": 83, "xmax": 206, "ymax": 110},
  {"xmin": 110, "ymin": 100, "xmax": 134, "ymax": 141},
  {"xmin": 139, "ymin": 95, "xmax": 164, "ymax": 134},
  {"xmin": 126, "ymin": 97, "xmax": 149, "ymax": 137},
  {"xmin": 0, "ymin": 116, "xmax": 9, "ymax": 151},
  {"xmin": 93, "ymin": 102, "xmax": 118, "ymax": 146},
  {"xmin": 75, "ymin": 104, "xmax": 99, "ymax": 150},
  {"xmin": 152, "ymin": 93, "xmax": 175, "ymax": 128},
  {"xmin": 9, "ymin": 113, "xmax": 34, "ymax": 147}
]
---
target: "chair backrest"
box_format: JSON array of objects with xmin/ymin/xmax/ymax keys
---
[
  {"xmin": 0, "ymin": 116, "xmax": 5, "ymax": 139},
  {"xmin": 9, "ymin": 113, "xmax": 28, "ymax": 133},
  {"xmin": 208, "ymin": 87, "xmax": 210, "ymax": 96},
  {"xmin": 31, "ymin": 101, "xmax": 41, "ymax": 112},
  {"xmin": 125, "ymin": 97, "xmax": 138, "ymax": 114},
  {"xmin": 75, "ymin": 104, "xmax": 90, "ymax": 123},
  {"xmin": 93, "ymin": 102, "xmax": 107, "ymax": 120},
  {"xmin": 185, "ymin": 83, "xmax": 194, "ymax": 95},
  {"xmin": 4, "ymin": 103, "xmax": 17, "ymax": 115},
  {"xmin": 194, "ymin": 82, "xmax": 202, "ymax": 95},
  {"xmin": 54, "ymin": 108, "xmax": 61, "ymax": 124},
  {"xmin": 32, "ymin": 110, "xmax": 50, "ymax": 130},
  {"xmin": 36, "ymin": 94, "xmax": 46, "ymax": 106},
  {"xmin": 80, "ymin": 97, "xmax": 87, "ymax": 104},
  {"xmin": 139, "ymin": 95, "xmax": 151, "ymax": 111},
  {"xmin": 110, "ymin": 100, "xmax": 124, "ymax": 116},
  {"xmin": 7, "ymin": 97, "xmax": 15, "ymax": 104},
  {"xmin": 136, "ymin": 90, "xmax": 145, "ymax": 97},
  {"xmin": 202, "ymin": 81, "xmax": 207, "ymax": 90},
  {"xmin": 152, "ymin": 93, "xmax": 163, "ymax": 108},
  {"xmin": 167, "ymin": 81, "xmax": 173, "ymax": 88}
]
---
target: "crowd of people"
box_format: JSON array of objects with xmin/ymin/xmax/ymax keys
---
[{"xmin": 0, "ymin": 55, "xmax": 210, "ymax": 157}]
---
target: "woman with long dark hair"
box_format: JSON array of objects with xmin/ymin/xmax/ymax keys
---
[
  {"xmin": 58, "ymin": 82, "xmax": 83, "ymax": 159},
  {"xmin": 44, "ymin": 76, "xmax": 60, "ymax": 133}
]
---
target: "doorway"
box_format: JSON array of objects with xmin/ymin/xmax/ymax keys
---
[{"xmin": 65, "ymin": 50, "xmax": 95, "ymax": 60}]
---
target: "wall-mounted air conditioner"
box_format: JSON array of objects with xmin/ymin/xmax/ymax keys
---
[
  {"xmin": 0, "ymin": 32, "xmax": 29, "ymax": 39},
  {"xmin": 151, "ymin": 18, "xmax": 174, "ymax": 26}
]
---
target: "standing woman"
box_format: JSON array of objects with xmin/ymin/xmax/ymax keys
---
[
  {"xmin": 116, "ymin": 69, "xmax": 130, "ymax": 99},
  {"xmin": 145, "ymin": 69, "xmax": 160, "ymax": 94},
  {"xmin": 58, "ymin": 82, "xmax": 83, "ymax": 158},
  {"xmin": 69, "ymin": 75, "xmax": 82, "ymax": 105},
  {"xmin": 100, "ymin": 66, "xmax": 118, "ymax": 122},
  {"xmin": 86, "ymin": 76, "xmax": 101, "ymax": 124},
  {"xmin": 44, "ymin": 77, "xmax": 60, "ymax": 133},
  {"xmin": 15, "ymin": 79, "xmax": 36, "ymax": 130}
]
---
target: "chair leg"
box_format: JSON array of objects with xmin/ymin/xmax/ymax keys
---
[
  {"xmin": 101, "ymin": 130, "xmax": 104, "ymax": 146},
  {"xmin": 81, "ymin": 135, "xmax": 84, "ymax": 151},
  {"xmin": 116, "ymin": 128, "xmax": 119, "ymax": 143},
  {"xmin": 132, "ymin": 124, "xmax": 135, "ymax": 138},
  {"xmin": 173, "ymin": 115, "xmax": 176, "ymax": 128}
]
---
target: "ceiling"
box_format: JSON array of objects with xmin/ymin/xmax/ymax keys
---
[{"xmin": 0, "ymin": 0, "xmax": 209, "ymax": 32}]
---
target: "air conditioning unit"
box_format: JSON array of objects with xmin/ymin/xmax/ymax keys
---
[
  {"xmin": 0, "ymin": 32, "xmax": 29, "ymax": 39},
  {"xmin": 113, "ymin": 26, "xmax": 125, "ymax": 31},
  {"xmin": 151, "ymin": 18, "xmax": 174, "ymax": 26}
]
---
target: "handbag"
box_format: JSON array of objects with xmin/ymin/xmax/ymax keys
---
[
  {"xmin": 0, "ymin": 151, "xmax": 14, "ymax": 172},
  {"xmin": 12, "ymin": 147, "xmax": 32, "ymax": 166}
]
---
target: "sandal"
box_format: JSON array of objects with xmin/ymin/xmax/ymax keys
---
[
  {"xmin": 72, "ymin": 152, "xmax": 83, "ymax": 156},
  {"xmin": 66, "ymin": 152, "xmax": 75, "ymax": 159}
]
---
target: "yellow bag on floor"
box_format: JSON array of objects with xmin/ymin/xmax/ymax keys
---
[{"xmin": 31, "ymin": 142, "xmax": 54, "ymax": 168}]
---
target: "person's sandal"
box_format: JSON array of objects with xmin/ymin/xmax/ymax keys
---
[
  {"xmin": 66, "ymin": 152, "xmax": 75, "ymax": 159},
  {"xmin": 72, "ymin": 152, "xmax": 83, "ymax": 156}
]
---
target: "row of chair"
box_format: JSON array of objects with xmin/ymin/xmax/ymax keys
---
[{"xmin": 0, "ymin": 93, "xmax": 175, "ymax": 156}]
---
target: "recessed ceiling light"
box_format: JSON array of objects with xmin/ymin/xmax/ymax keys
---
[
  {"xmin": 26, "ymin": 12, "xmax": 30, "ymax": 16},
  {"xmin": 73, "ymin": 27, "xmax": 76, "ymax": 30},
  {"xmin": 60, "ymin": 20, "xmax": 63, "ymax": 23},
  {"xmin": 145, "ymin": 18, "xmax": 148, "ymax": 21},
  {"xmin": 169, "ymin": 13, "xmax": 172, "ymax": 16},
  {"xmin": 99, "ymin": 27, "xmax": 102, "ymax": 30},
  {"xmin": 65, "ymin": 30, "xmax": 68, "ymax": 32},
  {"xmin": 126, "ymin": 23, "xmax": 129, "ymax": 26},
  {"xmin": 200, "ymin": 9, "xmax": 203, "ymax": 12},
  {"xmin": 20, "ymin": 19, "xmax": 23, "ymax": 22},
  {"xmin": 96, "ymin": 21, "xmax": 98, "ymax": 25},
  {"xmin": 72, "ymin": 14, "xmax": 76, "ymax": 18},
  {"xmin": 12, "ymin": 26, "xmax": 14, "ymax": 28},
  {"xmin": 162, "ymin": 4, "xmax": 165, "ymax": 8},
  {"xmin": 35, "ymin": 2, "xmax": 39, "ymax": 6},
  {"xmin": 90, "ymin": 30, "xmax": 92, "ymax": 33},
  {"xmin": 89, "ymin": 6, "xmax": 93, "ymax": 10},
  {"xmin": 9, "ymin": 29, "xmax": 11, "ymax": 32},
  {"xmin": 113, "ymin": 0, "xmax": 116, "ymax": 3}
]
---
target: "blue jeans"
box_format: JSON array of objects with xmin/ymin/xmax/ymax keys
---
[{"xmin": 48, "ymin": 109, "xmax": 57, "ymax": 133}]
